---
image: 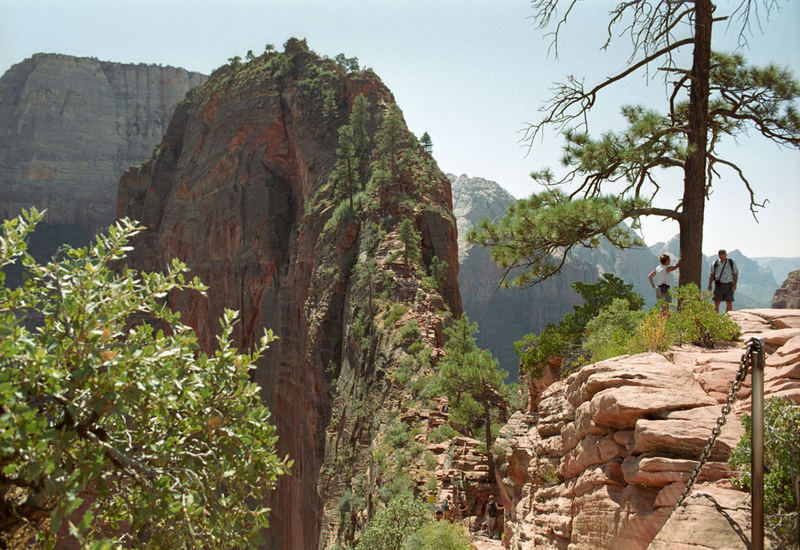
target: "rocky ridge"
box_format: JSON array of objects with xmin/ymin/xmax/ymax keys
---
[
  {"xmin": 772, "ymin": 270, "xmax": 800, "ymax": 309},
  {"xmin": 494, "ymin": 308, "xmax": 800, "ymax": 549},
  {"xmin": 117, "ymin": 40, "xmax": 461, "ymax": 550},
  {"xmin": 0, "ymin": 53, "xmax": 206, "ymax": 234}
]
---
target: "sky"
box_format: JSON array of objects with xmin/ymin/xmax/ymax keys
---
[{"xmin": 2, "ymin": 0, "xmax": 799, "ymax": 257}]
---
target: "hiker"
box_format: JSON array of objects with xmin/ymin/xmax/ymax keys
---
[
  {"xmin": 648, "ymin": 253, "xmax": 680, "ymax": 313},
  {"xmin": 442, "ymin": 496, "xmax": 453, "ymax": 523},
  {"xmin": 708, "ymin": 249, "xmax": 738, "ymax": 313},
  {"xmin": 495, "ymin": 499, "xmax": 505, "ymax": 540},
  {"xmin": 485, "ymin": 495, "xmax": 499, "ymax": 539}
]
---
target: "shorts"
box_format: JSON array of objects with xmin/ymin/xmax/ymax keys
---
[
  {"xmin": 655, "ymin": 286, "xmax": 671, "ymax": 303},
  {"xmin": 713, "ymin": 282, "xmax": 735, "ymax": 303}
]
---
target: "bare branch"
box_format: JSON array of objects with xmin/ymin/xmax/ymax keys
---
[{"xmin": 708, "ymin": 154, "xmax": 767, "ymax": 220}]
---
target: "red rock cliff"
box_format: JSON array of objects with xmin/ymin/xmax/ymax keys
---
[{"xmin": 117, "ymin": 39, "xmax": 461, "ymax": 549}]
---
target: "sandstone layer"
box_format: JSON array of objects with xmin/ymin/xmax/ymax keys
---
[
  {"xmin": 117, "ymin": 40, "xmax": 461, "ymax": 550},
  {"xmin": 495, "ymin": 309, "xmax": 800, "ymax": 549},
  {"xmin": 0, "ymin": 53, "xmax": 206, "ymax": 233}
]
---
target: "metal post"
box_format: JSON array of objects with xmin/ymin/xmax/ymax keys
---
[{"xmin": 749, "ymin": 337, "xmax": 765, "ymax": 550}]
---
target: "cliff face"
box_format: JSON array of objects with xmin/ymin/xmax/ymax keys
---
[
  {"xmin": 117, "ymin": 40, "xmax": 461, "ymax": 550},
  {"xmin": 773, "ymin": 270, "xmax": 800, "ymax": 309},
  {"xmin": 495, "ymin": 309, "xmax": 800, "ymax": 549},
  {"xmin": 0, "ymin": 53, "xmax": 206, "ymax": 233},
  {"xmin": 451, "ymin": 174, "xmax": 657, "ymax": 380}
]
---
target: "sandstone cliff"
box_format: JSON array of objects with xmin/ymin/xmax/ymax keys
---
[
  {"xmin": 773, "ymin": 270, "xmax": 800, "ymax": 309},
  {"xmin": 117, "ymin": 39, "xmax": 461, "ymax": 550},
  {"xmin": 494, "ymin": 309, "xmax": 800, "ymax": 549},
  {"xmin": 0, "ymin": 53, "xmax": 206, "ymax": 234}
]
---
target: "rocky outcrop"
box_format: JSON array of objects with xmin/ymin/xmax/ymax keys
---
[
  {"xmin": 451, "ymin": 174, "xmax": 658, "ymax": 379},
  {"xmin": 494, "ymin": 309, "xmax": 800, "ymax": 549},
  {"xmin": 772, "ymin": 270, "xmax": 800, "ymax": 309},
  {"xmin": 117, "ymin": 40, "xmax": 461, "ymax": 550},
  {"xmin": 0, "ymin": 53, "xmax": 206, "ymax": 234}
]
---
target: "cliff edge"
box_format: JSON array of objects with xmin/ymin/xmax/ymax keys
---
[{"xmin": 495, "ymin": 308, "xmax": 799, "ymax": 549}]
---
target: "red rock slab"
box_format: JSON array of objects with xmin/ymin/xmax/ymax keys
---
[
  {"xmin": 766, "ymin": 334, "xmax": 800, "ymax": 367},
  {"xmin": 633, "ymin": 405, "xmax": 744, "ymax": 460},
  {"xmin": 648, "ymin": 483, "xmax": 751, "ymax": 550},
  {"xmin": 622, "ymin": 455, "xmax": 732, "ymax": 487},
  {"xmin": 590, "ymin": 386, "xmax": 717, "ymax": 430}
]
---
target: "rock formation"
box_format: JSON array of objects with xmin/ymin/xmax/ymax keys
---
[
  {"xmin": 772, "ymin": 270, "xmax": 800, "ymax": 309},
  {"xmin": 494, "ymin": 309, "xmax": 800, "ymax": 549},
  {"xmin": 452, "ymin": 174, "xmax": 658, "ymax": 379},
  {"xmin": 0, "ymin": 53, "xmax": 206, "ymax": 234},
  {"xmin": 117, "ymin": 39, "xmax": 461, "ymax": 550}
]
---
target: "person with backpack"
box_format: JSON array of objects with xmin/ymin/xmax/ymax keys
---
[
  {"xmin": 485, "ymin": 495, "xmax": 499, "ymax": 539},
  {"xmin": 708, "ymin": 249, "xmax": 738, "ymax": 313}
]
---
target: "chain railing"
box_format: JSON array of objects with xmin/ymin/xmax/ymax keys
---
[{"xmin": 668, "ymin": 337, "xmax": 765, "ymax": 549}]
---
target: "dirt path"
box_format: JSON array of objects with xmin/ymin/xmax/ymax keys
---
[{"xmin": 469, "ymin": 532, "xmax": 504, "ymax": 550}]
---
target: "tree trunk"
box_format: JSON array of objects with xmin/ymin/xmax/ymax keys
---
[
  {"xmin": 484, "ymin": 401, "xmax": 495, "ymax": 483},
  {"xmin": 679, "ymin": 0, "xmax": 713, "ymax": 287}
]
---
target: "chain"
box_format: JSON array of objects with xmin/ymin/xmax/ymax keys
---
[{"xmin": 671, "ymin": 339, "xmax": 760, "ymax": 512}]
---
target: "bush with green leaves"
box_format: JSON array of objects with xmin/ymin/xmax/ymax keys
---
[
  {"xmin": 729, "ymin": 397, "xmax": 799, "ymax": 547},
  {"xmin": 355, "ymin": 494, "xmax": 431, "ymax": 550},
  {"xmin": 0, "ymin": 210, "xmax": 291, "ymax": 549},
  {"xmin": 516, "ymin": 273, "xmax": 644, "ymax": 377},
  {"xmin": 582, "ymin": 298, "xmax": 646, "ymax": 362},
  {"xmin": 667, "ymin": 283, "xmax": 741, "ymax": 346},
  {"xmin": 402, "ymin": 521, "xmax": 471, "ymax": 550}
]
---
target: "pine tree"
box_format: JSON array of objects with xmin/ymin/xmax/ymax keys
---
[
  {"xmin": 396, "ymin": 218, "xmax": 422, "ymax": 272},
  {"xmin": 433, "ymin": 314, "xmax": 508, "ymax": 482},
  {"xmin": 419, "ymin": 131, "xmax": 433, "ymax": 155},
  {"xmin": 375, "ymin": 104, "xmax": 407, "ymax": 178}
]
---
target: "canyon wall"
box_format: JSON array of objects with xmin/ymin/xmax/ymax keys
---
[
  {"xmin": 117, "ymin": 39, "xmax": 461, "ymax": 550},
  {"xmin": 0, "ymin": 53, "xmax": 206, "ymax": 234}
]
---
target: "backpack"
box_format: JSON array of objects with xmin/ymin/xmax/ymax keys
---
[{"xmin": 713, "ymin": 258, "xmax": 735, "ymax": 282}]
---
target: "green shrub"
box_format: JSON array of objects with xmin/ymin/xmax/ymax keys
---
[
  {"xmin": 428, "ymin": 423, "xmax": 458, "ymax": 444},
  {"xmin": 582, "ymin": 298, "xmax": 646, "ymax": 362},
  {"xmin": 385, "ymin": 421, "xmax": 410, "ymax": 449},
  {"xmin": 356, "ymin": 494, "xmax": 431, "ymax": 550},
  {"xmin": 399, "ymin": 320, "xmax": 421, "ymax": 345},
  {"xmin": 729, "ymin": 397, "xmax": 799, "ymax": 547},
  {"xmin": 384, "ymin": 304, "xmax": 409, "ymax": 328},
  {"xmin": 402, "ymin": 521, "xmax": 471, "ymax": 550},
  {"xmin": 668, "ymin": 283, "xmax": 741, "ymax": 346},
  {"xmin": 423, "ymin": 451, "xmax": 438, "ymax": 470}
]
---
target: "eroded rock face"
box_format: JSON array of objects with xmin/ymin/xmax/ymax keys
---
[
  {"xmin": 772, "ymin": 270, "xmax": 800, "ymax": 309},
  {"xmin": 494, "ymin": 309, "xmax": 800, "ymax": 549},
  {"xmin": 118, "ymin": 40, "xmax": 461, "ymax": 550},
  {"xmin": 0, "ymin": 53, "xmax": 206, "ymax": 233}
]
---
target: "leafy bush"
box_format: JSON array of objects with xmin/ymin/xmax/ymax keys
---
[
  {"xmin": 729, "ymin": 397, "xmax": 799, "ymax": 547},
  {"xmin": 668, "ymin": 283, "xmax": 741, "ymax": 346},
  {"xmin": 582, "ymin": 298, "xmax": 646, "ymax": 362},
  {"xmin": 398, "ymin": 320, "xmax": 421, "ymax": 345},
  {"xmin": 402, "ymin": 521, "xmax": 471, "ymax": 550},
  {"xmin": 0, "ymin": 210, "xmax": 291, "ymax": 548},
  {"xmin": 428, "ymin": 424, "xmax": 459, "ymax": 444},
  {"xmin": 384, "ymin": 304, "xmax": 409, "ymax": 329},
  {"xmin": 355, "ymin": 494, "xmax": 431, "ymax": 550},
  {"xmin": 516, "ymin": 274, "xmax": 644, "ymax": 377},
  {"xmin": 385, "ymin": 421, "xmax": 410, "ymax": 449}
]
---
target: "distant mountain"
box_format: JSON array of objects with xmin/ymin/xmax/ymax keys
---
[
  {"xmin": 0, "ymin": 53, "xmax": 207, "ymax": 234},
  {"xmin": 451, "ymin": 174, "xmax": 659, "ymax": 381},
  {"xmin": 752, "ymin": 257, "xmax": 800, "ymax": 285}
]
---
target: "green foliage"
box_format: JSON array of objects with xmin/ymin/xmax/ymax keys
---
[
  {"xmin": 582, "ymin": 298, "xmax": 646, "ymax": 362},
  {"xmin": 355, "ymin": 494, "xmax": 431, "ymax": 550},
  {"xmin": 384, "ymin": 304, "xmax": 409, "ymax": 329},
  {"xmin": 423, "ymin": 256, "xmax": 448, "ymax": 290},
  {"xmin": 729, "ymin": 397, "xmax": 799, "ymax": 547},
  {"xmin": 335, "ymin": 53, "xmax": 360, "ymax": 73},
  {"xmin": 428, "ymin": 423, "xmax": 458, "ymax": 444},
  {"xmin": 402, "ymin": 521, "xmax": 471, "ymax": 550},
  {"xmin": 418, "ymin": 132, "xmax": 433, "ymax": 155},
  {"xmin": 516, "ymin": 274, "xmax": 644, "ymax": 377},
  {"xmin": 385, "ymin": 421, "xmax": 410, "ymax": 449},
  {"xmin": 538, "ymin": 463, "xmax": 562, "ymax": 486},
  {"xmin": 431, "ymin": 314, "xmax": 507, "ymax": 478},
  {"xmin": 467, "ymin": 190, "xmax": 648, "ymax": 288},
  {"xmin": 375, "ymin": 104, "xmax": 409, "ymax": 177},
  {"xmin": 0, "ymin": 210, "xmax": 291, "ymax": 548},
  {"xmin": 398, "ymin": 320, "xmax": 421, "ymax": 346},
  {"xmin": 666, "ymin": 284, "xmax": 741, "ymax": 346},
  {"xmin": 392, "ymin": 219, "xmax": 422, "ymax": 272}
]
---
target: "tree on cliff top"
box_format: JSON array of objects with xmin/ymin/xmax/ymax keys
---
[
  {"xmin": 0, "ymin": 210, "xmax": 291, "ymax": 548},
  {"xmin": 469, "ymin": 1, "xmax": 800, "ymax": 288}
]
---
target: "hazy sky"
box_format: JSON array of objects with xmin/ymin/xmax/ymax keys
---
[{"xmin": 2, "ymin": 0, "xmax": 799, "ymax": 257}]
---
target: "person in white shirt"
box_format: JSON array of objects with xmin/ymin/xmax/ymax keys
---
[
  {"xmin": 649, "ymin": 254, "xmax": 680, "ymax": 312},
  {"xmin": 707, "ymin": 249, "xmax": 738, "ymax": 313}
]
